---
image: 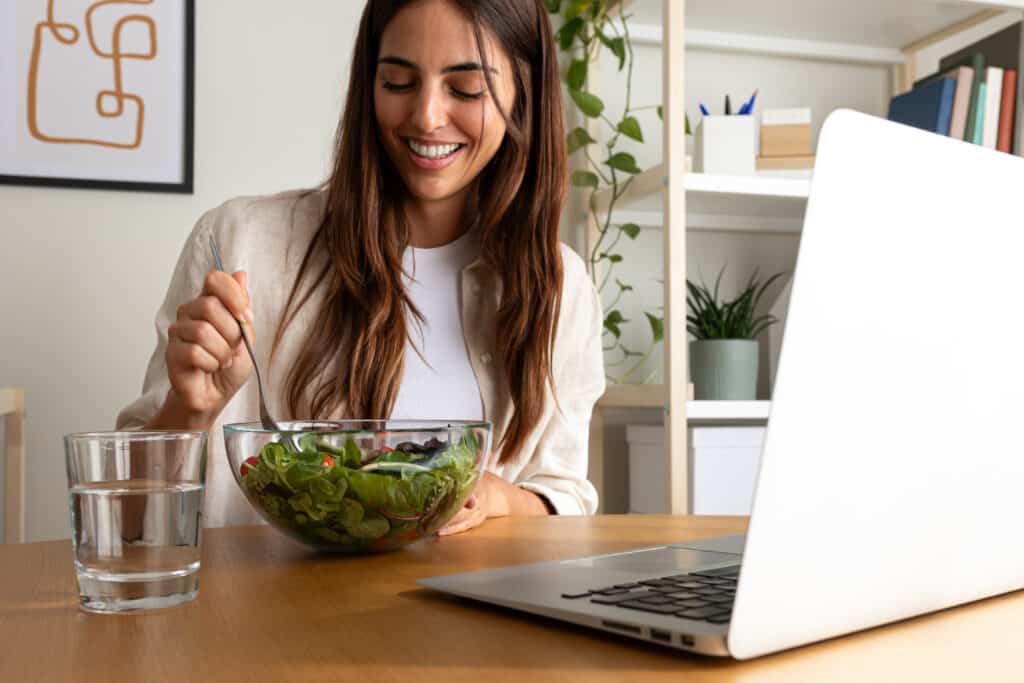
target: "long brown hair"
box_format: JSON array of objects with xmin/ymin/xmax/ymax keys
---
[{"xmin": 272, "ymin": 0, "xmax": 566, "ymax": 464}]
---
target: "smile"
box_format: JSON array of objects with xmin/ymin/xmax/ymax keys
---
[{"xmin": 406, "ymin": 139, "xmax": 464, "ymax": 160}]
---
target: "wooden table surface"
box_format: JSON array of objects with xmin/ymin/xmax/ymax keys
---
[{"xmin": 3, "ymin": 515, "xmax": 1024, "ymax": 682}]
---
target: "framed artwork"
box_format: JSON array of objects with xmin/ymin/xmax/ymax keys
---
[{"xmin": 0, "ymin": 0, "xmax": 195, "ymax": 193}]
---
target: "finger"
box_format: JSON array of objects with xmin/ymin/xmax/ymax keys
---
[
  {"xmin": 177, "ymin": 295, "xmax": 249, "ymax": 350},
  {"xmin": 232, "ymin": 271, "xmax": 250, "ymax": 304},
  {"xmin": 465, "ymin": 494, "xmax": 478, "ymax": 509},
  {"xmin": 438, "ymin": 510, "xmax": 485, "ymax": 536},
  {"xmin": 166, "ymin": 336, "xmax": 221, "ymax": 374},
  {"xmin": 437, "ymin": 508, "xmax": 473, "ymax": 536},
  {"xmin": 169, "ymin": 319, "xmax": 235, "ymax": 369},
  {"xmin": 202, "ymin": 269, "xmax": 253, "ymax": 323}
]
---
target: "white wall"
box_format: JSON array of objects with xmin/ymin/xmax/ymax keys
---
[{"xmin": 0, "ymin": 0, "xmax": 363, "ymax": 541}]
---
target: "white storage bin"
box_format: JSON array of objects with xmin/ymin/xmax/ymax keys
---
[
  {"xmin": 626, "ymin": 426, "xmax": 667, "ymax": 514},
  {"xmin": 625, "ymin": 425, "xmax": 766, "ymax": 515},
  {"xmin": 693, "ymin": 115, "xmax": 756, "ymax": 175}
]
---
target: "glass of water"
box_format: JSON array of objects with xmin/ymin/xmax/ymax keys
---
[{"xmin": 63, "ymin": 431, "xmax": 207, "ymax": 613}]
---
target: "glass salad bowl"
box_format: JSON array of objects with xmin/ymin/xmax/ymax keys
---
[{"xmin": 224, "ymin": 420, "xmax": 490, "ymax": 552}]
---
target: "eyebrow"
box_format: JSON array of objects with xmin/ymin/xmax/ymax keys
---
[{"xmin": 378, "ymin": 55, "xmax": 498, "ymax": 74}]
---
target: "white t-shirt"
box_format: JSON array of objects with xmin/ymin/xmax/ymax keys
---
[{"xmin": 391, "ymin": 229, "xmax": 484, "ymax": 421}]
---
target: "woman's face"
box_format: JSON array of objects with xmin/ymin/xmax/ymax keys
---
[{"xmin": 374, "ymin": 0, "xmax": 516, "ymax": 205}]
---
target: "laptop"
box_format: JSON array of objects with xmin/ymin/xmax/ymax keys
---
[{"xmin": 418, "ymin": 109, "xmax": 1024, "ymax": 659}]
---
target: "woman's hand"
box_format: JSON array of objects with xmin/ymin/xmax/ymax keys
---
[
  {"xmin": 438, "ymin": 471, "xmax": 551, "ymax": 536},
  {"xmin": 150, "ymin": 270, "xmax": 254, "ymax": 430}
]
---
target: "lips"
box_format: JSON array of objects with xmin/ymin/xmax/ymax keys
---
[{"xmin": 403, "ymin": 137, "xmax": 465, "ymax": 171}]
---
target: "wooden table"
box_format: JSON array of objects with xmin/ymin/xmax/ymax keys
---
[{"xmin": 3, "ymin": 515, "xmax": 1024, "ymax": 682}]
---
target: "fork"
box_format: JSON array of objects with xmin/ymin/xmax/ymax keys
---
[{"xmin": 208, "ymin": 236, "xmax": 300, "ymax": 451}]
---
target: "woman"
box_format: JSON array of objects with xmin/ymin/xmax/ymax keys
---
[{"xmin": 117, "ymin": 0, "xmax": 605, "ymax": 535}]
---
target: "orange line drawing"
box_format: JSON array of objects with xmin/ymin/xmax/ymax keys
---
[{"xmin": 27, "ymin": 0, "xmax": 159, "ymax": 149}]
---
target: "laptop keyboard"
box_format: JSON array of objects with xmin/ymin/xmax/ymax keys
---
[{"xmin": 561, "ymin": 564, "xmax": 740, "ymax": 624}]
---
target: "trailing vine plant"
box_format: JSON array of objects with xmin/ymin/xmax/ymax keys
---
[{"xmin": 546, "ymin": 0, "xmax": 665, "ymax": 384}]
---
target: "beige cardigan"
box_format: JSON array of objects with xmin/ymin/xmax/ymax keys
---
[{"xmin": 117, "ymin": 189, "xmax": 605, "ymax": 527}]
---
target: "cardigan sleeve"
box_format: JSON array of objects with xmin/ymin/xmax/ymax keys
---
[{"xmin": 514, "ymin": 247, "xmax": 606, "ymax": 515}]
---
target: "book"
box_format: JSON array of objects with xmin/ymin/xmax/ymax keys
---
[
  {"xmin": 939, "ymin": 22, "xmax": 1022, "ymax": 149},
  {"xmin": 998, "ymin": 69, "xmax": 1018, "ymax": 153},
  {"xmin": 973, "ymin": 82, "xmax": 987, "ymax": 145},
  {"xmin": 965, "ymin": 53, "xmax": 986, "ymax": 142},
  {"xmin": 982, "ymin": 66, "xmax": 1005, "ymax": 148},
  {"xmin": 887, "ymin": 77, "xmax": 957, "ymax": 136},
  {"xmin": 948, "ymin": 66, "xmax": 974, "ymax": 140}
]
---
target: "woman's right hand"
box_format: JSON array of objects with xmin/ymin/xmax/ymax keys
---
[{"xmin": 163, "ymin": 270, "xmax": 255, "ymax": 422}]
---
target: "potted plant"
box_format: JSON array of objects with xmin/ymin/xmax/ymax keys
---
[{"xmin": 686, "ymin": 268, "xmax": 785, "ymax": 400}]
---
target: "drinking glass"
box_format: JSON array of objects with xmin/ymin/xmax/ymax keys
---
[{"xmin": 63, "ymin": 431, "xmax": 207, "ymax": 613}]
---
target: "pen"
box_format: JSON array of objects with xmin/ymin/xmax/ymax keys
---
[
  {"xmin": 739, "ymin": 89, "xmax": 758, "ymax": 115},
  {"xmin": 724, "ymin": 95, "xmax": 732, "ymax": 115},
  {"xmin": 699, "ymin": 103, "xmax": 710, "ymax": 116}
]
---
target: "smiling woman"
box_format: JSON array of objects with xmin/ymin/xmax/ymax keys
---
[{"xmin": 116, "ymin": 0, "xmax": 606, "ymax": 537}]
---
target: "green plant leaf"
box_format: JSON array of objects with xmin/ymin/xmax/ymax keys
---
[
  {"xmin": 545, "ymin": 0, "xmax": 562, "ymax": 13},
  {"xmin": 567, "ymin": 126, "xmax": 596, "ymax": 154},
  {"xmin": 617, "ymin": 116, "xmax": 644, "ymax": 142},
  {"xmin": 620, "ymin": 223, "xmax": 641, "ymax": 239},
  {"xmin": 564, "ymin": 0, "xmax": 593, "ymax": 20},
  {"xmin": 608, "ymin": 254, "xmax": 623, "ymax": 263},
  {"xmin": 646, "ymin": 313, "xmax": 664, "ymax": 343},
  {"xmin": 571, "ymin": 170, "xmax": 599, "ymax": 188},
  {"xmin": 596, "ymin": 30, "xmax": 626, "ymax": 69},
  {"xmin": 556, "ymin": 16, "xmax": 584, "ymax": 50},
  {"xmin": 570, "ymin": 88, "xmax": 605, "ymax": 118},
  {"xmin": 615, "ymin": 278, "xmax": 634, "ymax": 292},
  {"xmin": 567, "ymin": 58, "xmax": 588, "ymax": 91},
  {"xmin": 685, "ymin": 112, "xmax": 692, "ymax": 135},
  {"xmin": 657, "ymin": 105, "xmax": 663, "ymax": 120},
  {"xmin": 605, "ymin": 152, "xmax": 642, "ymax": 174},
  {"xmin": 604, "ymin": 309, "xmax": 627, "ymax": 338}
]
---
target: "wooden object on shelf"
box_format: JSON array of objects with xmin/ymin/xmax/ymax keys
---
[
  {"xmin": 760, "ymin": 123, "xmax": 813, "ymax": 157},
  {"xmin": 1, "ymin": 388, "xmax": 25, "ymax": 544},
  {"xmin": 756, "ymin": 154, "xmax": 816, "ymax": 170}
]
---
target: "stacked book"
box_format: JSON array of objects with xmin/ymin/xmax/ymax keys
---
[{"xmin": 888, "ymin": 22, "xmax": 1022, "ymax": 154}]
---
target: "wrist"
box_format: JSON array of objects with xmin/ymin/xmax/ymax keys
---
[{"xmin": 146, "ymin": 390, "xmax": 219, "ymax": 431}]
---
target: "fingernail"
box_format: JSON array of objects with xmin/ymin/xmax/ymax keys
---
[{"xmin": 244, "ymin": 307, "xmax": 255, "ymax": 323}]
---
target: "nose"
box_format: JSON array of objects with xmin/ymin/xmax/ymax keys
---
[{"xmin": 410, "ymin": 82, "xmax": 447, "ymax": 133}]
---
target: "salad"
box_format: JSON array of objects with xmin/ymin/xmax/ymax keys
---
[{"xmin": 239, "ymin": 429, "xmax": 481, "ymax": 550}]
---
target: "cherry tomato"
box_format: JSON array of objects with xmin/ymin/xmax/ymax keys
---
[
  {"xmin": 240, "ymin": 456, "xmax": 259, "ymax": 477},
  {"xmin": 322, "ymin": 455, "xmax": 334, "ymax": 467},
  {"xmin": 381, "ymin": 446, "xmax": 393, "ymax": 452}
]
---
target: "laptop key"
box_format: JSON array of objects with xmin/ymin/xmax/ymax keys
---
[
  {"xmin": 665, "ymin": 591, "xmax": 701, "ymax": 600},
  {"xmin": 637, "ymin": 596, "xmax": 675, "ymax": 605},
  {"xmin": 617, "ymin": 600, "xmax": 683, "ymax": 615},
  {"xmin": 707, "ymin": 614, "xmax": 732, "ymax": 624},
  {"xmin": 663, "ymin": 574, "xmax": 697, "ymax": 581},
  {"xmin": 675, "ymin": 598, "xmax": 710, "ymax": 608},
  {"xmin": 705, "ymin": 595, "xmax": 734, "ymax": 604},
  {"xmin": 590, "ymin": 591, "xmax": 656, "ymax": 605},
  {"xmin": 675, "ymin": 581, "xmax": 704, "ymax": 589},
  {"xmin": 561, "ymin": 592, "xmax": 591, "ymax": 599},
  {"xmin": 614, "ymin": 583, "xmax": 641, "ymax": 589},
  {"xmin": 639, "ymin": 580, "xmax": 678, "ymax": 589},
  {"xmin": 698, "ymin": 578, "xmax": 733, "ymax": 586},
  {"xmin": 648, "ymin": 585, "xmax": 685, "ymax": 593},
  {"xmin": 693, "ymin": 587, "xmax": 724, "ymax": 596},
  {"xmin": 591, "ymin": 587, "xmax": 630, "ymax": 595},
  {"xmin": 677, "ymin": 606, "xmax": 730, "ymax": 620}
]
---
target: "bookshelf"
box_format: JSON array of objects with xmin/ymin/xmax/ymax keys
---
[{"xmin": 583, "ymin": 0, "xmax": 1024, "ymax": 514}]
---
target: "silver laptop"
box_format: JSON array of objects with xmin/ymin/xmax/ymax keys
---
[{"xmin": 418, "ymin": 109, "xmax": 1024, "ymax": 659}]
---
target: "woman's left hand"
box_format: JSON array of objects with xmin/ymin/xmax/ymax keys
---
[
  {"xmin": 437, "ymin": 471, "xmax": 505, "ymax": 536},
  {"xmin": 438, "ymin": 471, "xmax": 552, "ymax": 536}
]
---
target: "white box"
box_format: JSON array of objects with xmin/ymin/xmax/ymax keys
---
[
  {"xmin": 626, "ymin": 426, "xmax": 666, "ymax": 514},
  {"xmin": 693, "ymin": 115, "xmax": 756, "ymax": 175},
  {"xmin": 625, "ymin": 425, "xmax": 765, "ymax": 515}
]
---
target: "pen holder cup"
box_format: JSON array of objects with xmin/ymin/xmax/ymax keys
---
[{"xmin": 694, "ymin": 115, "xmax": 756, "ymax": 175}]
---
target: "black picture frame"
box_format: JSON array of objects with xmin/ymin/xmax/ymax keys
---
[{"xmin": 0, "ymin": 0, "xmax": 195, "ymax": 194}]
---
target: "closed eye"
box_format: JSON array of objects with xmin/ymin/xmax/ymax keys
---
[{"xmin": 382, "ymin": 81, "xmax": 414, "ymax": 92}]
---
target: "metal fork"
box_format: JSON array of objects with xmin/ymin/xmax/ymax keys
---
[{"xmin": 208, "ymin": 236, "xmax": 300, "ymax": 451}]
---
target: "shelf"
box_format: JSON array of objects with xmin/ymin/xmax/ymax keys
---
[
  {"xmin": 592, "ymin": 165, "xmax": 810, "ymax": 234},
  {"xmin": 597, "ymin": 385, "xmax": 771, "ymax": 423},
  {"xmin": 620, "ymin": 0, "xmax": 1021, "ymax": 58}
]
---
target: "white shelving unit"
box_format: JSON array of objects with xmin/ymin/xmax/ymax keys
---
[{"xmin": 584, "ymin": 0, "xmax": 1024, "ymax": 514}]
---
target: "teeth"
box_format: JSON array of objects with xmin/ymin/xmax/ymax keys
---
[{"xmin": 408, "ymin": 140, "xmax": 460, "ymax": 159}]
